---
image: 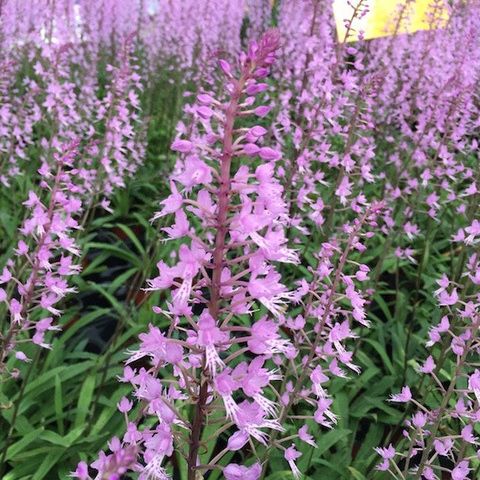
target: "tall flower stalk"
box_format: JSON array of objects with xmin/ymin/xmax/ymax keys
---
[
  {"xmin": 0, "ymin": 141, "xmax": 83, "ymax": 476},
  {"xmin": 0, "ymin": 141, "xmax": 83, "ymax": 375},
  {"xmin": 76, "ymin": 30, "xmax": 304, "ymax": 480}
]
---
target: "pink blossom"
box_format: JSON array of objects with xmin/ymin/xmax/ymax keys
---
[
  {"xmin": 224, "ymin": 463, "xmax": 261, "ymax": 480},
  {"xmin": 451, "ymin": 461, "xmax": 470, "ymax": 480},
  {"xmin": 284, "ymin": 445, "xmax": 302, "ymax": 479}
]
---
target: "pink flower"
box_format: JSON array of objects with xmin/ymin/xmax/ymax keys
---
[
  {"xmin": 314, "ymin": 397, "xmax": 337, "ymax": 427},
  {"xmin": 194, "ymin": 311, "xmax": 228, "ymax": 374},
  {"xmin": 423, "ymin": 466, "xmax": 437, "ymax": 480},
  {"xmin": 219, "ymin": 59, "xmax": 232, "ymax": 77},
  {"xmin": 235, "ymin": 400, "xmax": 283, "ymax": 444},
  {"xmin": 419, "ymin": 356, "xmax": 436, "ymax": 374},
  {"xmin": 374, "ymin": 444, "xmax": 395, "ymax": 471},
  {"xmin": 404, "ymin": 221, "xmax": 420, "ymax": 240},
  {"xmin": 284, "ymin": 445, "xmax": 302, "ymax": 479},
  {"xmin": 298, "ymin": 425, "xmax": 316, "ymax": 447},
  {"xmin": 258, "ymin": 147, "xmax": 281, "ymax": 161},
  {"xmin": 412, "ymin": 412, "xmax": 427, "ymax": 429},
  {"xmin": 70, "ymin": 461, "xmax": 89, "ymax": 480},
  {"xmin": 461, "ymin": 424, "xmax": 477, "ymax": 444},
  {"xmin": 117, "ymin": 397, "xmax": 133, "ymax": 413},
  {"xmin": 438, "ymin": 288, "xmax": 459, "ymax": 306},
  {"xmin": 0, "ymin": 267, "xmax": 12, "ymax": 283},
  {"xmin": 15, "ymin": 351, "xmax": 30, "ymax": 362},
  {"xmin": 152, "ymin": 181, "xmax": 183, "ymax": 219},
  {"xmin": 9, "ymin": 299, "xmax": 22, "ymax": 324},
  {"xmin": 433, "ymin": 438, "xmax": 453, "ymax": 456},
  {"xmin": 465, "ymin": 219, "xmax": 480, "ymax": 244},
  {"xmin": 175, "ymin": 157, "xmax": 212, "ymax": 190},
  {"xmin": 254, "ymin": 105, "xmax": 271, "ymax": 117},
  {"xmin": 171, "ymin": 139, "xmax": 193, "ymax": 153},
  {"xmin": 227, "ymin": 430, "xmax": 249, "ymax": 451},
  {"xmin": 468, "ymin": 369, "xmax": 480, "ymax": 402},
  {"xmin": 248, "ymin": 317, "xmax": 289, "ymax": 354},
  {"xmin": 162, "ymin": 209, "xmax": 190, "ymax": 239},
  {"xmin": 248, "ymin": 270, "xmax": 294, "ymax": 317},
  {"xmin": 389, "ymin": 386, "xmax": 412, "ymax": 403}
]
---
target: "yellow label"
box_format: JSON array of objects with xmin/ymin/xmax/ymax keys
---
[{"xmin": 333, "ymin": 0, "xmax": 450, "ymax": 42}]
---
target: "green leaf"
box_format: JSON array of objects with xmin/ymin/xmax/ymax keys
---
[
  {"xmin": 39, "ymin": 430, "xmax": 66, "ymax": 446},
  {"xmin": 315, "ymin": 428, "xmax": 352, "ymax": 457},
  {"xmin": 348, "ymin": 466, "xmax": 368, "ymax": 480},
  {"xmin": 6, "ymin": 429, "xmax": 43, "ymax": 460},
  {"xmin": 116, "ymin": 223, "xmax": 146, "ymax": 256},
  {"xmin": 265, "ymin": 472, "xmax": 298, "ymax": 480},
  {"xmin": 74, "ymin": 374, "xmax": 96, "ymax": 428},
  {"xmin": 86, "ymin": 283, "xmax": 126, "ymax": 317},
  {"xmin": 23, "ymin": 362, "xmax": 94, "ymax": 398},
  {"xmin": 54, "ymin": 375, "xmax": 64, "ymax": 435},
  {"xmin": 84, "ymin": 241, "xmax": 142, "ymax": 268},
  {"xmin": 31, "ymin": 449, "xmax": 65, "ymax": 480},
  {"xmin": 363, "ymin": 339, "xmax": 394, "ymax": 375}
]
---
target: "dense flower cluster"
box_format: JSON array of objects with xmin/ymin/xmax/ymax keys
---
[
  {"xmin": 0, "ymin": 59, "xmax": 36, "ymax": 187},
  {"xmin": 72, "ymin": 1, "xmax": 480, "ymax": 479},
  {"xmin": 80, "ymin": 29, "xmax": 295, "ymax": 480},
  {"xmin": 81, "ymin": 22, "xmax": 385, "ymax": 478},
  {"xmin": 0, "ymin": 142, "xmax": 83, "ymax": 378}
]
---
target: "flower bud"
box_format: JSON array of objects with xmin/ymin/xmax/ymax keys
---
[
  {"xmin": 254, "ymin": 105, "xmax": 271, "ymax": 118},
  {"xmin": 171, "ymin": 139, "xmax": 193, "ymax": 153},
  {"xmin": 227, "ymin": 430, "xmax": 249, "ymax": 451}
]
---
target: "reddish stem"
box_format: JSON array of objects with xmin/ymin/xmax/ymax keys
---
[{"xmin": 186, "ymin": 68, "xmax": 248, "ymax": 480}]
